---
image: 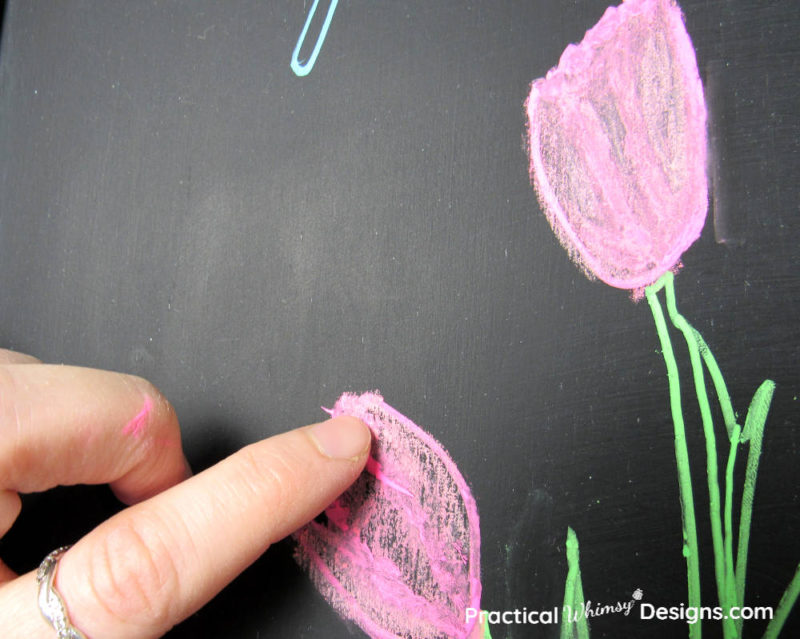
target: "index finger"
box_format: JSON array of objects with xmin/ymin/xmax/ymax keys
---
[
  {"xmin": 0, "ymin": 349, "xmax": 41, "ymax": 365},
  {"xmin": 1, "ymin": 415, "xmax": 371, "ymax": 638}
]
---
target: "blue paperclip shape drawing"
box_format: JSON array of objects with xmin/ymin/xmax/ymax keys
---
[{"xmin": 290, "ymin": 0, "xmax": 339, "ymax": 77}]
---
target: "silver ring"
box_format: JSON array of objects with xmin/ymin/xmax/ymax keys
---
[{"xmin": 36, "ymin": 546, "xmax": 88, "ymax": 639}]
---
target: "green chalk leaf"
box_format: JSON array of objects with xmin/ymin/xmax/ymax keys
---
[
  {"xmin": 741, "ymin": 380, "xmax": 776, "ymax": 443},
  {"xmin": 561, "ymin": 527, "xmax": 591, "ymax": 639},
  {"xmin": 763, "ymin": 561, "xmax": 800, "ymax": 639}
]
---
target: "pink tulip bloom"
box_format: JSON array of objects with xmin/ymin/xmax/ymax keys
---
[
  {"xmin": 294, "ymin": 392, "xmax": 482, "ymax": 639},
  {"xmin": 526, "ymin": 0, "xmax": 708, "ymax": 290}
]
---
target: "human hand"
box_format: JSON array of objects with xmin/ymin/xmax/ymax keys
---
[{"xmin": 0, "ymin": 349, "xmax": 371, "ymax": 638}]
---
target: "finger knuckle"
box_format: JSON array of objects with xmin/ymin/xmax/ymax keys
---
[
  {"xmin": 0, "ymin": 368, "xmax": 31, "ymax": 482},
  {"xmin": 88, "ymin": 519, "xmax": 180, "ymax": 629},
  {"xmin": 233, "ymin": 444, "xmax": 301, "ymax": 519},
  {"xmin": 128, "ymin": 375, "xmax": 180, "ymax": 432}
]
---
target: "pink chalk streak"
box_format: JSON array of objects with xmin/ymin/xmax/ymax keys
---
[
  {"xmin": 365, "ymin": 456, "xmax": 414, "ymax": 498},
  {"xmin": 122, "ymin": 396, "xmax": 152, "ymax": 438},
  {"xmin": 525, "ymin": 0, "xmax": 708, "ymax": 290},
  {"xmin": 294, "ymin": 392, "xmax": 482, "ymax": 639}
]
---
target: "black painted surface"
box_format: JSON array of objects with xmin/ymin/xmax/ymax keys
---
[{"xmin": 1, "ymin": 2, "xmax": 798, "ymax": 637}]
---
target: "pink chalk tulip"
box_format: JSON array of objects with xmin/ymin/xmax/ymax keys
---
[
  {"xmin": 526, "ymin": 0, "xmax": 708, "ymax": 290},
  {"xmin": 294, "ymin": 392, "xmax": 481, "ymax": 639}
]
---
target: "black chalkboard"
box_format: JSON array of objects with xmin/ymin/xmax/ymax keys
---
[{"xmin": 1, "ymin": 1, "xmax": 798, "ymax": 638}]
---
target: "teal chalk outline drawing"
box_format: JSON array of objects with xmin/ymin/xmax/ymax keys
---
[{"xmin": 290, "ymin": 0, "xmax": 339, "ymax": 77}]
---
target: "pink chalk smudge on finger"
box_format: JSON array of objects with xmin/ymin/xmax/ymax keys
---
[
  {"xmin": 122, "ymin": 396, "xmax": 153, "ymax": 438},
  {"xmin": 294, "ymin": 392, "xmax": 482, "ymax": 639},
  {"xmin": 525, "ymin": 0, "xmax": 707, "ymax": 291}
]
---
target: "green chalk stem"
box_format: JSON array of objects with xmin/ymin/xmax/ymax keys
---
[
  {"xmin": 724, "ymin": 424, "xmax": 741, "ymax": 635},
  {"xmin": 690, "ymin": 324, "xmax": 739, "ymax": 440},
  {"xmin": 561, "ymin": 527, "xmax": 590, "ymax": 639},
  {"xmin": 551, "ymin": 272, "xmax": 793, "ymax": 639},
  {"xmin": 482, "ymin": 611, "xmax": 493, "ymax": 639},
  {"xmin": 663, "ymin": 273, "xmax": 736, "ymax": 638},
  {"xmin": 654, "ymin": 274, "xmax": 795, "ymax": 637},
  {"xmin": 662, "ymin": 271, "xmax": 739, "ymax": 639},
  {"xmin": 646, "ymin": 276, "xmax": 702, "ymax": 639},
  {"xmin": 764, "ymin": 562, "xmax": 800, "ymax": 639}
]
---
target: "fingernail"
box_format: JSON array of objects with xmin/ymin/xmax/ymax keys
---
[{"xmin": 309, "ymin": 417, "xmax": 371, "ymax": 460}]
